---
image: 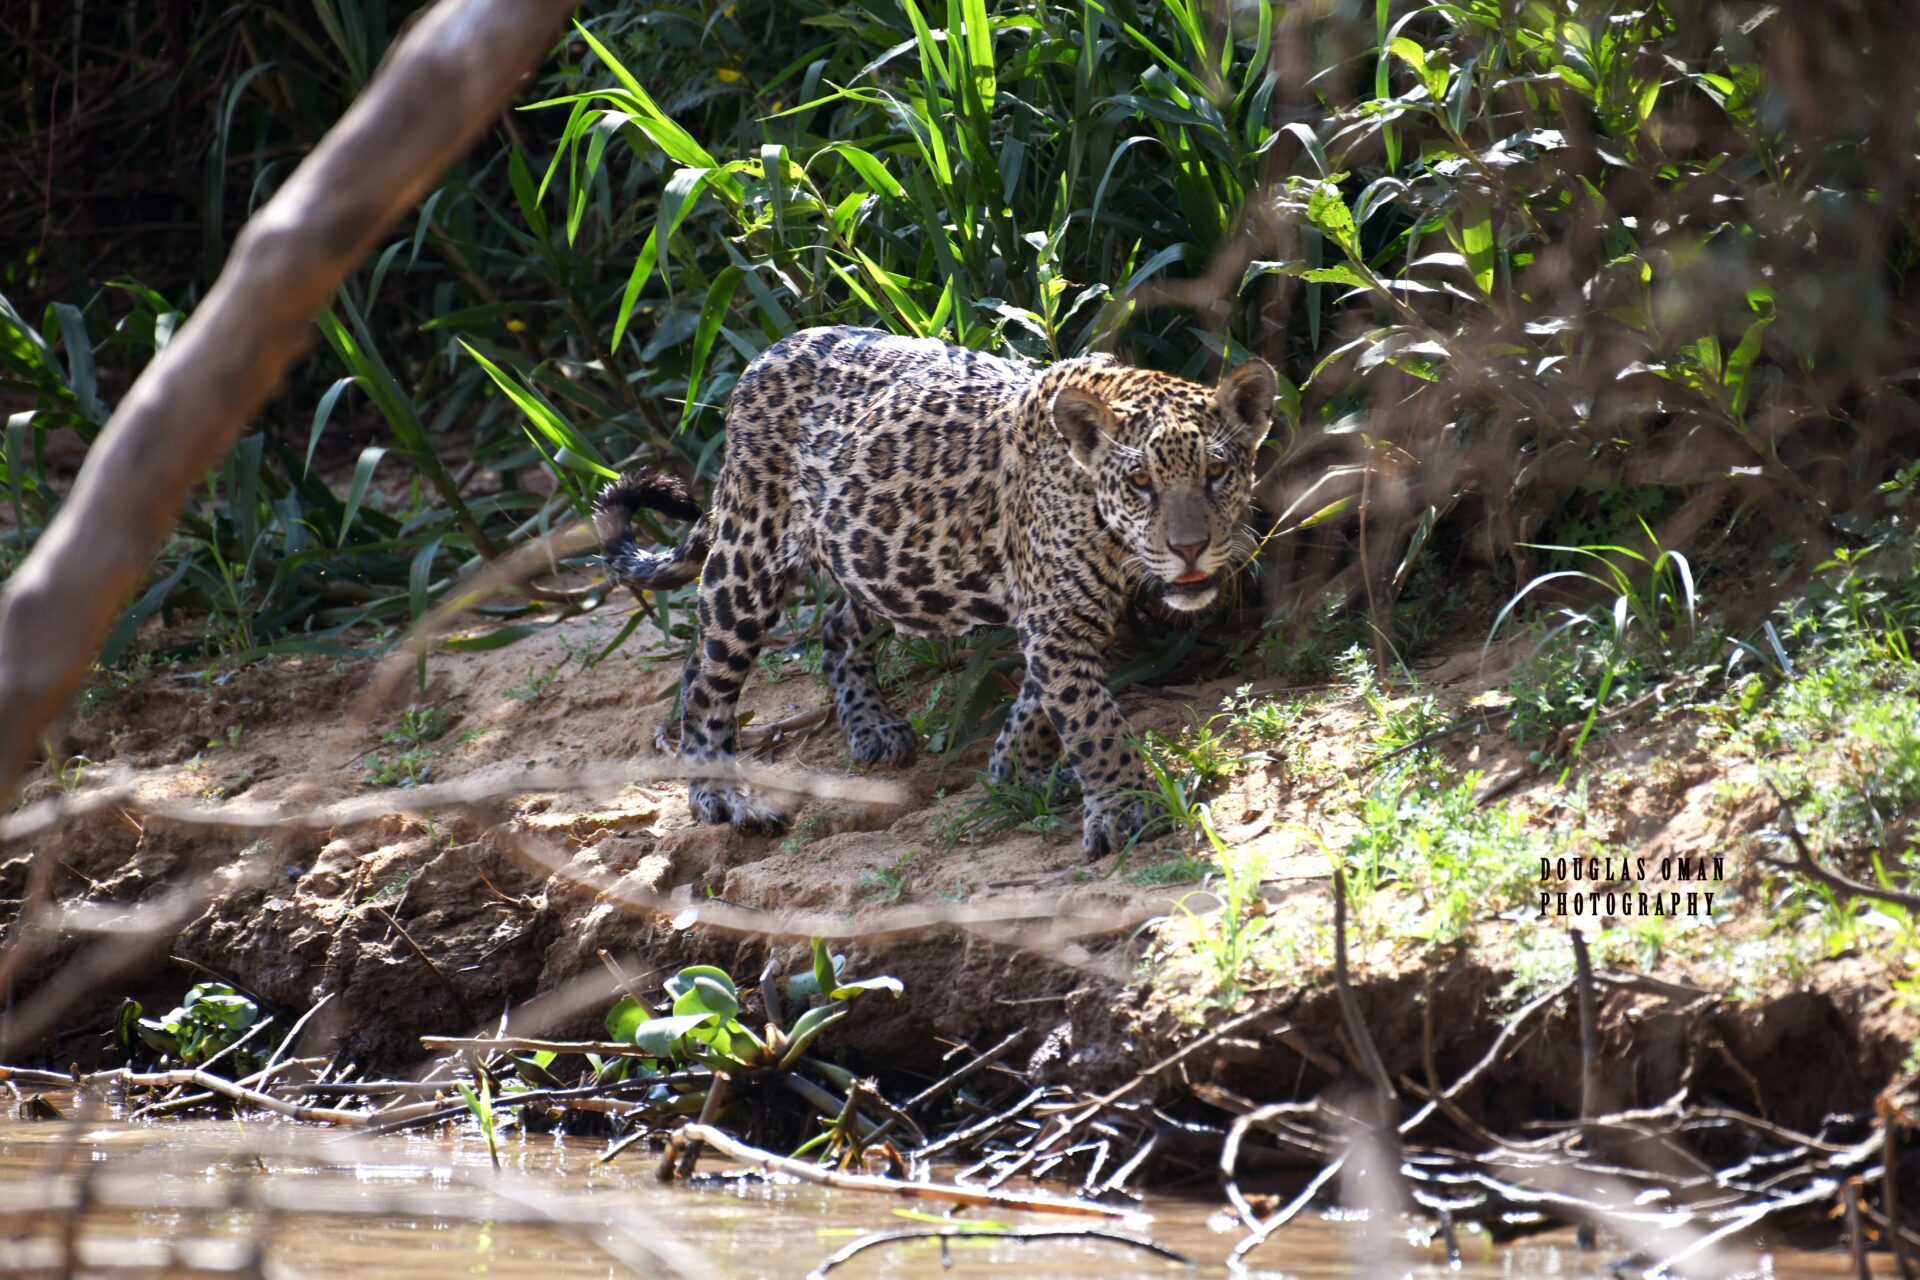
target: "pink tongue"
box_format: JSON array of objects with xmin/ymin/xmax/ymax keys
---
[{"xmin": 1172, "ymin": 570, "xmax": 1209, "ymax": 585}]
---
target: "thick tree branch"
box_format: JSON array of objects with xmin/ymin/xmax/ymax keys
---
[{"xmin": 0, "ymin": 0, "xmax": 579, "ymax": 798}]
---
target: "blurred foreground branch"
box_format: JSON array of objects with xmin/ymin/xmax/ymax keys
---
[{"xmin": 0, "ymin": 0, "xmax": 579, "ymax": 800}]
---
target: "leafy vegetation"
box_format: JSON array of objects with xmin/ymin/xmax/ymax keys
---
[
  {"xmin": 4, "ymin": 0, "xmax": 1911, "ymax": 717},
  {"xmin": 119, "ymin": 983, "xmax": 264, "ymax": 1071}
]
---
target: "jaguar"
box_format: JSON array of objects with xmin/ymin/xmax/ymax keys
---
[{"xmin": 594, "ymin": 325, "xmax": 1274, "ymax": 856}]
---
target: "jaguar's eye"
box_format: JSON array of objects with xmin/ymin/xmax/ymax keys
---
[
  {"xmin": 1206, "ymin": 459, "xmax": 1229, "ymax": 482},
  {"xmin": 1128, "ymin": 469, "xmax": 1154, "ymax": 490}
]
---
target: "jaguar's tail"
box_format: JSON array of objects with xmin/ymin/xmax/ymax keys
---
[{"xmin": 592, "ymin": 469, "xmax": 709, "ymax": 591}]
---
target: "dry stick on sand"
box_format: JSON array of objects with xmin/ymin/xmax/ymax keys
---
[
  {"xmin": 661, "ymin": 1124, "xmax": 1129, "ymax": 1219},
  {"xmin": 0, "ymin": 0, "xmax": 582, "ymax": 802},
  {"xmin": 806, "ymin": 1227, "xmax": 1192, "ymax": 1279}
]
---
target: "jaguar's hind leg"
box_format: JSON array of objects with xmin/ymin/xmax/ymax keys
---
[
  {"xmin": 679, "ymin": 515, "xmax": 797, "ymax": 835},
  {"xmin": 821, "ymin": 599, "xmax": 917, "ymax": 766}
]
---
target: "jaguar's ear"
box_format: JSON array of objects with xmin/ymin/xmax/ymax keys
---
[
  {"xmin": 1052, "ymin": 385, "xmax": 1116, "ymax": 471},
  {"xmin": 1215, "ymin": 358, "xmax": 1277, "ymax": 447}
]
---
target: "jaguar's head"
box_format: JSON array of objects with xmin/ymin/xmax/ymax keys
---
[{"xmin": 1052, "ymin": 358, "xmax": 1277, "ymax": 612}]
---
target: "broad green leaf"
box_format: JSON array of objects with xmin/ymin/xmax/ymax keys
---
[
  {"xmin": 830, "ymin": 975, "xmax": 905, "ymax": 1000},
  {"xmin": 778, "ymin": 1004, "xmax": 848, "ymax": 1069},
  {"xmin": 664, "ymin": 965, "xmax": 736, "ymax": 1001},
  {"xmin": 633, "ymin": 1012, "xmax": 716, "ymax": 1058},
  {"xmin": 605, "ymin": 995, "xmax": 646, "ymax": 1042},
  {"xmin": 1306, "ymin": 182, "xmax": 1356, "ymax": 253}
]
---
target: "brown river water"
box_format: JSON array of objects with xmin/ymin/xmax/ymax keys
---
[{"xmin": 0, "ymin": 1113, "xmax": 1858, "ymax": 1278}]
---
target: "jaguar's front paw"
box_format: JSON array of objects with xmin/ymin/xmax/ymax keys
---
[
  {"xmin": 1081, "ymin": 793, "xmax": 1153, "ymax": 860},
  {"xmin": 846, "ymin": 716, "xmax": 918, "ymax": 767},
  {"xmin": 689, "ymin": 782, "xmax": 788, "ymax": 836}
]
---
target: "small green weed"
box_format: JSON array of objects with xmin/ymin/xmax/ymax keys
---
[
  {"xmin": 938, "ymin": 766, "xmax": 1077, "ymax": 847},
  {"xmin": 1492, "ymin": 526, "xmax": 1709, "ymax": 769},
  {"xmin": 1160, "ymin": 814, "xmax": 1270, "ymax": 1007},
  {"xmin": 1129, "ymin": 852, "xmax": 1212, "ymax": 885},
  {"xmin": 386, "ymin": 704, "xmax": 455, "ymax": 747},
  {"xmin": 857, "ymin": 850, "xmax": 917, "ymax": 903},
  {"xmin": 362, "ymin": 748, "xmax": 433, "ymax": 788},
  {"xmin": 777, "ymin": 811, "xmax": 831, "ymax": 855},
  {"xmin": 1344, "ymin": 774, "xmax": 1591, "ymax": 946},
  {"xmin": 504, "ymin": 660, "xmax": 568, "ymax": 702},
  {"xmin": 1222, "ymin": 684, "xmax": 1306, "ymax": 750},
  {"xmin": 1133, "ymin": 717, "xmax": 1264, "ymax": 838},
  {"xmin": 361, "ymin": 868, "xmax": 414, "ymax": 904}
]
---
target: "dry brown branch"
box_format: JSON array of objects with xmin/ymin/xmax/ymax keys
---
[
  {"xmin": 664, "ymin": 1123, "xmax": 1130, "ymax": 1218},
  {"xmin": 1764, "ymin": 786, "xmax": 1920, "ymax": 911},
  {"xmin": 371, "ymin": 906, "xmax": 477, "ymax": 1024},
  {"xmin": 0, "ymin": 0, "xmax": 582, "ymax": 801},
  {"xmin": 1221, "ymin": 1100, "xmax": 1329, "ymax": 1228},
  {"xmin": 1883, "ymin": 1094, "xmax": 1918, "ymax": 1279},
  {"xmin": 124, "ymin": 1056, "xmax": 322, "ymax": 1123},
  {"xmin": 1226, "ymin": 1152, "xmax": 1349, "ymax": 1274},
  {"xmin": 1847, "ymin": 1178, "xmax": 1874, "ymax": 1280},
  {"xmin": 0, "ymin": 1066, "xmax": 74, "ymax": 1087},
  {"xmin": 666, "ymin": 1072, "xmax": 729, "ymax": 1180},
  {"xmin": 805, "ymin": 1226, "xmax": 1191, "ymax": 1279},
  {"xmin": 1571, "ymin": 927, "xmax": 1603, "ymax": 1250},
  {"xmin": 1397, "ymin": 978, "xmax": 1574, "ymax": 1137},
  {"xmin": 85, "ymin": 1068, "xmax": 393, "ymax": 1126},
  {"xmin": 861, "ymin": 1029, "xmax": 1025, "ymax": 1154}
]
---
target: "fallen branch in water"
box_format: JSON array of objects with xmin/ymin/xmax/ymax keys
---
[
  {"xmin": 662, "ymin": 1123, "xmax": 1132, "ymax": 1219},
  {"xmin": 978, "ymin": 1006, "xmax": 1274, "ymax": 1189},
  {"xmin": 806, "ymin": 1226, "xmax": 1192, "ymax": 1279},
  {"xmin": 88, "ymin": 1068, "xmax": 383, "ymax": 1126}
]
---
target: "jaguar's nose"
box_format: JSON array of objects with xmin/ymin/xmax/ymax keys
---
[{"xmin": 1168, "ymin": 536, "xmax": 1210, "ymax": 566}]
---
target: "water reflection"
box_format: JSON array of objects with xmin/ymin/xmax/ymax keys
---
[{"xmin": 0, "ymin": 1113, "xmax": 1850, "ymax": 1278}]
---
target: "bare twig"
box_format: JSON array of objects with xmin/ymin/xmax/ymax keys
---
[
  {"xmin": 1765, "ymin": 786, "xmax": 1920, "ymax": 911},
  {"xmin": 668, "ymin": 1124, "xmax": 1129, "ymax": 1218},
  {"xmin": 1847, "ymin": 1178, "xmax": 1874, "ymax": 1280},
  {"xmin": 666, "ymin": 1073, "xmax": 728, "ymax": 1181},
  {"xmin": 87, "ymin": 1068, "xmax": 389, "ymax": 1126},
  {"xmin": 0, "ymin": 760, "xmax": 905, "ymax": 846},
  {"xmin": 806, "ymin": 1227, "xmax": 1190, "ymax": 1279}
]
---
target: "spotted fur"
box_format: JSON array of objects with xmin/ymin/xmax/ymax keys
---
[{"xmin": 595, "ymin": 326, "xmax": 1275, "ymax": 856}]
